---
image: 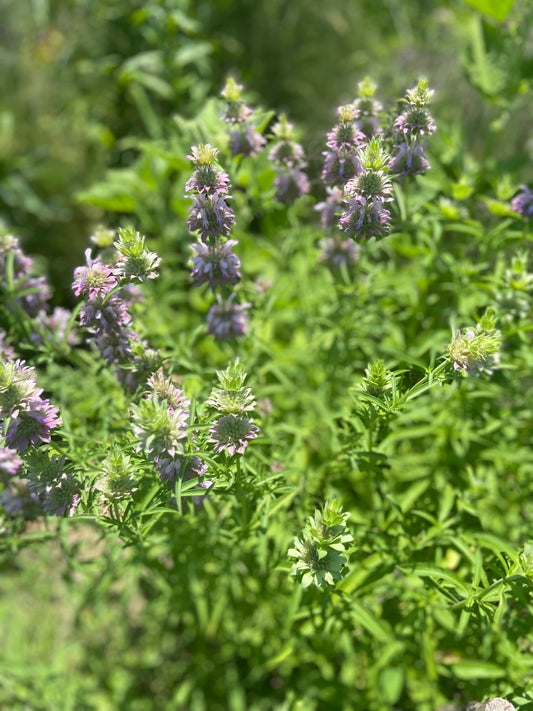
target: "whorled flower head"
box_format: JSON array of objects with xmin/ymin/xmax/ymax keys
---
[
  {"xmin": 322, "ymin": 149, "xmax": 362, "ymax": 186},
  {"xmin": 511, "ymin": 185, "xmax": 533, "ymax": 220},
  {"xmin": 5, "ymin": 399, "xmax": 62, "ymax": 453},
  {"xmin": 42, "ymin": 472, "xmax": 81, "ymax": 517},
  {"xmin": 132, "ymin": 396, "xmax": 189, "ymax": 459},
  {"xmin": 228, "ymin": 125, "xmax": 266, "ymax": 158},
  {"xmin": 186, "ymin": 145, "xmax": 231, "ymax": 196},
  {"xmin": 24, "ymin": 451, "xmax": 66, "ymax": 494},
  {"xmin": 206, "ymin": 294, "xmax": 251, "ymax": 340},
  {"xmin": 318, "ymin": 235, "xmax": 361, "ymax": 271},
  {"xmin": 187, "ymin": 194, "xmax": 236, "ymax": 244},
  {"xmin": 345, "ymin": 169, "xmax": 393, "ymax": 202},
  {"xmin": 446, "ymin": 324, "xmax": 502, "ymax": 375},
  {"xmin": 314, "ymin": 186, "xmax": 344, "ymax": 231},
  {"xmin": 113, "ymin": 227, "xmax": 160, "ymax": 282},
  {"xmin": 274, "ymin": 167, "xmax": 310, "ymax": 204},
  {"xmin": 326, "ymin": 105, "xmax": 365, "ymax": 151},
  {"xmin": 190, "ymin": 239, "xmax": 241, "ymax": 292},
  {"xmin": 147, "ymin": 370, "xmax": 191, "ymax": 415},
  {"xmin": 0, "ymin": 359, "xmax": 41, "ymax": 417},
  {"xmin": 155, "ymin": 454, "xmax": 208, "ymax": 485},
  {"xmin": 390, "ymin": 142, "xmax": 430, "ymax": 177},
  {"xmin": 73, "ymin": 248, "xmax": 118, "ymax": 299},
  {"xmin": 394, "ymin": 106, "xmax": 436, "ymax": 138},
  {"xmin": 209, "ymin": 414, "xmax": 258, "ymax": 455},
  {"xmin": 339, "ymin": 195, "xmax": 391, "ymax": 240},
  {"xmin": 288, "ymin": 499, "xmax": 353, "ymax": 589},
  {"xmin": 95, "ymin": 450, "xmax": 139, "ymax": 501},
  {"xmin": 206, "ymin": 361, "xmax": 256, "ymax": 415}
]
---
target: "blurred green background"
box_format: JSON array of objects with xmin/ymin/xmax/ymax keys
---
[{"xmin": 1, "ymin": 0, "xmax": 531, "ymax": 297}]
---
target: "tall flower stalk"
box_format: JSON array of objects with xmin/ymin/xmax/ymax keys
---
[{"xmin": 186, "ymin": 143, "xmax": 251, "ymax": 340}]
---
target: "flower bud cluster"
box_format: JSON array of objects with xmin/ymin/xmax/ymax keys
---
[
  {"xmin": 186, "ymin": 144, "xmax": 251, "ymax": 340},
  {"xmin": 72, "ymin": 228, "xmax": 161, "ymax": 389},
  {"xmin": 446, "ymin": 311, "xmax": 502, "ymax": 375},
  {"xmin": 207, "ymin": 361, "xmax": 259, "ymax": 456},
  {"xmin": 268, "ymin": 115, "xmax": 310, "ymax": 205},
  {"xmin": 288, "ymin": 499, "xmax": 353, "ymax": 589},
  {"xmin": 220, "ymin": 78, "xmax": 266, "ymax": 158},
  {"xmin": 390, "ymin": 80, "xmax": 435, "ymax": 177}
]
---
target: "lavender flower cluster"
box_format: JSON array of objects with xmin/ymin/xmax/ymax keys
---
[
  {"xmin": 186, "ymin": 143, "xmax": 251, "ymax": 339},
  {"xmin": 0, "ymin": 345, "xmax": 79, "ymax": 517},
  {"xmin": 315, "ymin": 78, "xmax": 436, "ymax": 257},
  {"xmin": 72, "ymin": 227, "xmax": 161, "ymax": 389}
]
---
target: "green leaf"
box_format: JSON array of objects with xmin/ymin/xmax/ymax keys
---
[
  {"xmin": 449, "ymin": 660, "xmax": 507, "ymax": 679},
  {"xmin": 464, "ymin": 0, "xmax": 515, "ymax": 22},
  {"xmin": 349, "ymin": 600, "xmax": 394, "ymax": 642}
]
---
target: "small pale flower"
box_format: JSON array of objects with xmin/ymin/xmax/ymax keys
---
[{"xmin": 274, "ymin": 167, "xmax": 310, "ymax": 204}]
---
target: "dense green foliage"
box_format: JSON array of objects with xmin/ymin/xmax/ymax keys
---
[{"xmin": 2, "ymin": 1, "xmax": 533, "ymax": 710}]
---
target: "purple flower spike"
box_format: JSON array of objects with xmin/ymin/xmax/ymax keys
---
[
  {"xmin": 209, "ymin": 414, "xmax": 259, "ymax": 455},
  {"xmin": 190, "ymin": 239, "xmax": 241, "ymax": 292},
  {"xmin": 206, "ymin": 294, "xmax": 251, "ymax": 340}
]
